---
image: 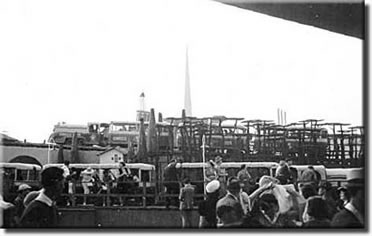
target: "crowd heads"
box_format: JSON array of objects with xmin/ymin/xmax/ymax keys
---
[
  {"xmin": 203, "ymin": 166, "xmax": 364, "ymax": 229},
  {"xmin": 4, "ymin": 159, "xmax": 364, "ymax": 230}
]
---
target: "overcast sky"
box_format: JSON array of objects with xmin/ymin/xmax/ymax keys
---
[{"xmin": 0, "ymin": 0, "xmax": 363, "ymax": 143}]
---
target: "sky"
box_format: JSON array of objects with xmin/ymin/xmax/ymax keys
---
[{"xmin": 0, "ymin": 0, "xmax": 363, "ymax": 143}]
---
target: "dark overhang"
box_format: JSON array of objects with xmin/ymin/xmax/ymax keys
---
[{"xmin": 214, "ymin": 0, "xmax": 364, "ymax": 39}]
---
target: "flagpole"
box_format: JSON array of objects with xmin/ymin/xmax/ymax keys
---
[{"xmin": 202, "ymin": 134, "xmax": 206, "ymax": 196}]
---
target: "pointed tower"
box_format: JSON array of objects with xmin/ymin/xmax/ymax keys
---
[
  {"xmin": 184, "ymin": 46, "xmax": 192, "ymax": 117},
  {"xmin": 136, "ymin": 92, "xmax": 150, "ymax": 122},
  {"xmin": 139, "ymin": 92, "xmax": 145, "ymax": 111}
]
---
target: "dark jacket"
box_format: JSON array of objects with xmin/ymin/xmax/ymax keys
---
[
  {"xmin": 13, "ymin": 195, "xmax": 25, "ymax": 219},
  {"xmin": 243, "ymin": 211, "xmax": 297, "ymax": 228},
  {"xmin": 303, "ymin": 219, "xmax": 331, "ymax": 228},
  {"xmin": 20, "ymin": 200, "xmax": 58, "ymax": 228},
  {"xmin": 331, "ymin": 208, "xmax": 364, "ymax": 228},
  {"xmin": 198, "ymin": 192, "xmax": 219, "ymax": 227}
]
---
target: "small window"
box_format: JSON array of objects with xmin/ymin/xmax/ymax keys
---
[
  {"xmin": 16, "ymin": 170, "xmax": 28, "ymax": 181},
  {"xmin": 28, "ymin": 168, "xmax": 40, "ymax": 181},
  {"xmin": 141, "ymin": 170, "xmax": 150, "ymax": 182},
  {"xmin": 131, "ymin": 169, "xmax": 139, "ymax": 179},
  {"xmin": 113, "ymin": 154, "xmax": 119, "ymax": 162}
]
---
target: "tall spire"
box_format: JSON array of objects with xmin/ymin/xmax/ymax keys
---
[
  {"xmin": 136, "ymin": 92, "xmax": 150, "ymax": 122},
  {"xmin": 184, "ymin": 46, "xmax": 192, "ymax": 117},
  {"xmin": 139, "ymin": 92, "xmax": 145, "ymax": 111}
]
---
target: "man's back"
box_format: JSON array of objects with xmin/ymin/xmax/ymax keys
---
[
  {"xmin": 216, "ymin": 193, "xmax": 244, "ymax": 220},
  {"xmin": 179, "ymin": 185, "xmax": 195, "ymax": 210},
  {"xmin": 20, "ymin": 200, "xmax": 57, "ymax": 228},
  {"xmin": 331, "ymin": 208, "xmax": 364, "ymax": 228},
  {"xmin": 164, "ymin": 163, "xmax": 177, "ymax": 181}
]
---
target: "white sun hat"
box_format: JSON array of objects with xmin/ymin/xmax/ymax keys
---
[{"xmin": 206, "ymin": 180, "xmax": 220, "ymax": 193}]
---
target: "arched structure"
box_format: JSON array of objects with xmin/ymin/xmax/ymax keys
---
[{"xmin": 9, "ymin": 155, "xmax": 42, "ymax": 167}]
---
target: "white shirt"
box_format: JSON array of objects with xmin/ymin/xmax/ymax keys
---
[
  {"xmin": 35, "ymin": 189, "xmax": 53, "ymax": 207},
  {"xmin": 61, "ymin": 165, "xmax": 70, "ymax": 178}
]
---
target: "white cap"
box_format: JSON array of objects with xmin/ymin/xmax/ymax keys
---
[
  {"xmin": 206, "ymin": 180, "xmax": 220, "ymax": 193},
  {"xmin": 18, "ymin": 183, "xmax": 31, "ymax": 192}
]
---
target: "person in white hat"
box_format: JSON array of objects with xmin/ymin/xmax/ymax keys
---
[
  {"xmin": 198, "ymin": 180, "xmax": 221, "ymax": 228},
  {"xmin": 13, "ymin": 183, "xmax": 32, "ymax": 225}
]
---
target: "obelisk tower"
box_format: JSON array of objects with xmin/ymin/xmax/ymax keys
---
[
  {"xmin": 184, "ymin": 46, "xmax": 192, "ymax": 117},
  {"xmin": 136, "ymin": 92, "xmax": 150, "ymax": 122}
]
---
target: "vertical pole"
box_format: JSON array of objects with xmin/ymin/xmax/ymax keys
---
[
  {"xmin": 202, "ymin": 135, "xmax": 206, "ymax": 197},
  {"xmin": 280, "ymin": 110, "xmax": 284, "ymax": 127},
  {"xmin": 72, "ymin": 182, "xmax": 76, "ymax": 207},
  {"xmin": 277, "ymin": 109, "xmax": 280, "ymax": 125},
  {"xmin": 284, "ymin": 112, "xmax": 287, "ymax": 125},
  {"xmin": 47, "ymin": 143, "xmax": 51, "ymax": 164},
  {"xmin": 107, "ymin": 184, "xmax": 111, "ymax": 207},
  {"xmin": 142, "ymin": 180, "xmax": 147, "ymax": 207}
]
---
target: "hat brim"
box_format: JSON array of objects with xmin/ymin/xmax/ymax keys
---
[{"xmin": 337, "ymin": 186, "xmax": 347, "ymax": 191}]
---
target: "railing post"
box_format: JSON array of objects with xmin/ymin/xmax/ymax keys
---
[
  {"xmin": 142, "ymin": 181, "xmax": 147, "ymax": 207},
  {"xmin": 107, "ymin": 183, "xmax": 111, "ymax": 207},
  {"xmin": 72, "ymin": 182, "xmax": 76, "ymax": 207}
]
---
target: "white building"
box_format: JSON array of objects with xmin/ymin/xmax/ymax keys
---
[{"xmin": 97, "ymin": 147, "xmax": 128, "ymax": 164}]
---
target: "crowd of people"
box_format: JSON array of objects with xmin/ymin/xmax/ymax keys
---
[
  {"xmin": 1, "ymin": 166, "xmax": 65, "ymax": 227},
  {"xmin": 0, "ymin": 158, "xmax": 365, "ymax": 229},
  {"xmin": 60, "ymin": 161, "xmax": 139, "ymax": 206},
  {"xmin": 0, "ymin": 160, "xmax": 144, "ymax": 227},
  {"xmin": 176, "ymin": 158, "xmax": 365, "ymax": 229}
]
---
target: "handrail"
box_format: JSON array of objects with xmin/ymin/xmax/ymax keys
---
[{"xmin": 60, "ymin": 179, "xmax": 207, "ymax": 208}]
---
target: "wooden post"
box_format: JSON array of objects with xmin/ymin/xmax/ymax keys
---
[
  {"xmin": 142, "ymin": 180, "xmax": 147, "ymax": 207},
  {"xmin": 72, "ymin": 182, "xmax": 76, "ymax": 207},
  {"xmin": 107, "ymin": 183, "xmax": 111, "ymax": 207}
]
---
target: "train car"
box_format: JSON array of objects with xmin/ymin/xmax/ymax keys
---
[
  {"xmin": 43, "ymin": 163, "xmax": 155, "ymax": 189},
  {"xmin": 0, "ymin": 162, "xmax": 42, "ymax": 201},
  {"xmin": 326, "ymin": 167, "xmax": 363, "ymax": 187},
  {"xmin": 49, "ymin": 121, "xmax": 173, "ymax": 151},
  {"xmin": 49, "ymin": 122, "xmax": 109, "ymax": 146}
]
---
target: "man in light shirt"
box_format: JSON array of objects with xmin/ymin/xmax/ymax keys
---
[{"xmin": 20, "ymin": 167, "xmax": 65, "ymax": 228}]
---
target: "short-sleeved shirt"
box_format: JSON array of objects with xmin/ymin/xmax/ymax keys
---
[{"xmin": 179, "ymin": 184, "xmax": 195, "ymax": 210}]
